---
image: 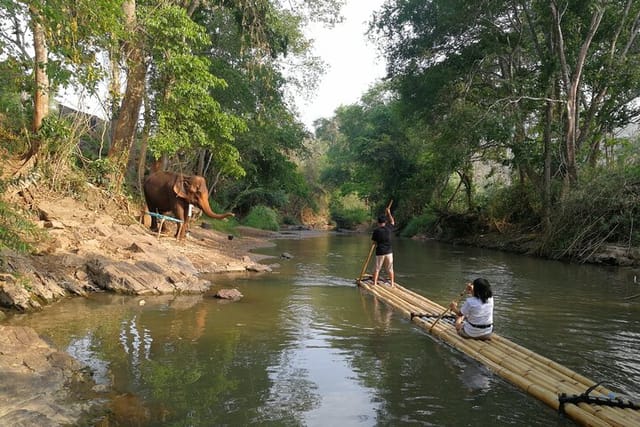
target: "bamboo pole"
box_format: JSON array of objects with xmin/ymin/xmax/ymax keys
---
[
  {"xmin": 430, "ymin": 286, "xmax": 467, "ymax": 332},
  {"xmin": 358, "ymin": 200, "xmax": 393, "ymax": 282},
  {"xmin": 390, "ymin": 283, "xmax": 613, "ymax": 394},
  {"xmin": 357, "ymin": 280, "xmax": 639, "ymax": 426},
  {"xmin": 414, "ymin": 308, "xmax": 634, "ymax": 427},
  {"xmin": 436, "ymin": 332, "xmax": 613, "ymax": 427},
  {"xmin": 358, "ymin": 244, "xmax": 375, "ymax": 282}
]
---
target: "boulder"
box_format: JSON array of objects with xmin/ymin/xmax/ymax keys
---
[
  {"xmin": 214, "ymin": 288, "xmax": 243, "ymax": 301},
  {"xmin": 0, "ymin": 326, "xmax": 98, "ymax": 426}
]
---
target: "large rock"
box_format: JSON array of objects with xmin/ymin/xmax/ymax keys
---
[
  {"xmin": 86, "ymin": 255, "xmax": 210, "ymax": 295},
  {"xmin": 0, "ymin": 326, "xmax": 98, "ymax": 426},
  {"xmin": 214, "ymin": 288, "xmax": 243, "ymax": 301}
]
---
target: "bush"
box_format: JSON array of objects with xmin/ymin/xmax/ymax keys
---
[
  {"xmin": 0, "ymin": 199, "xmax": 44, "ymax": 253},
  {"xmin": 243, "ymin": 205, "xmax": 280, "ymax": 231},
  {"xmin": 200, "ymin": 215, "xmax": 239, "ymax": 234},
  {"xmin": 543, "ymin": 167, "xmax": 640, "ymax": 260},
  {"xmin": 329, "ymin": 193, "xmax": 369, "ymax": 229},
  {"xmin": 479, "ymin": 182, "xmax": 541, "ymax": 226},
  {"xmin": 401, "ymin": 210, "xmax": 438, "ymax": 237}
]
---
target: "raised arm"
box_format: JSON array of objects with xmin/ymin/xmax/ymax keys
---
[{"xmin": 386, "ymin": 206, "xmax": 395, "ymax": 226}]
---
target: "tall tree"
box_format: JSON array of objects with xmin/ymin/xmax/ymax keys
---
[
  {"xmin": 371, "ymin": 0, "xmax": 640, "ymax": 212},
  {"xmin": 0, "ymin": 0, "xmax": 122, "ymax": 158},
  {"xmin": 29, "ymin": 3, "xmax": 47, "ymax": 134},
  {"xmin": 107, "ymin": 0, "xmax": 342, "ymax": 192},
  {"xmin": 108, "ymin": 0, "xmax": 145, "ymax": 186}
]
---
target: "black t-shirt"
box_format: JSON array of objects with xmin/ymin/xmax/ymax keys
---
[{"xmin": 372, "ymin": 224, "xmax": 393, "ymax": 255}]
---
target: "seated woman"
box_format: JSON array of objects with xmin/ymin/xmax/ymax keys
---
[{"xmin": 449, "ymin": 278, "xmax": 494, "ymax": 340}]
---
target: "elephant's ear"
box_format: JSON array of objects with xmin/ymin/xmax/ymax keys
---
[
  {"xmin": 188, "ymin": 176, "xmax": 205, "ymax": 195},
  {"xmin": 173, "ymin": 175, "xmax": 189, "ymax": 199}
]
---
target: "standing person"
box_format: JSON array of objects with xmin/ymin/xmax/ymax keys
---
[
  {"xmin": 449, "ymin": 278, "xmax": 494, "ymax": 340},
  {"xmin": 371, "ymin": 205, "xmax": 395, "ymax": 286}
]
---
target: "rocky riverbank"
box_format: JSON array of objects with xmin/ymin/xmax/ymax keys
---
[{"xmin": 0, "ymin": 187, "xmax": 278, "ymax": 426}]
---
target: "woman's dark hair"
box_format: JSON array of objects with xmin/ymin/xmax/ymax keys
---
[{"xmin": 473, "ymin": 278, "xmax": 493, "ymax": 303}]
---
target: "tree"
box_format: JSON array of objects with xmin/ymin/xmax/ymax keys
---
[
  {"xmin": 370, "ymin": 0, "xmax": 640, "ymax": 218},
  {"xmin": 107, "ymin": 0, "xmax": 145, "ymax": 187},
  {"xmin": 0, "ymin": 0, "xmax": 122, "ymax": 157},
  {"xmin": 105, "ymin": 0, "xmax": 343, "ymax": 195}
]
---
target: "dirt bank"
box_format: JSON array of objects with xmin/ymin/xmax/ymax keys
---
[{"xmin": 0, "ymin": 184, "xmax": 281, "ymax": 425}]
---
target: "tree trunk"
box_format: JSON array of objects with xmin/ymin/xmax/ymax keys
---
[
  {"xmin": 108, "ymin": 0, "xmax": 146, "ymax": 188},
  {"xmin": 543, "ymin": 94, "xmax": 553, "ymax": 231},
  {"xmin": 108, "ymin": 35, "xmax": 121, "ymax": 157},
  {"xmin": 137, "ymin": 92, "xmax": 152, "ymax": 194},
  {"xmin": 551, "ymin": 1, "xmax": 604, "ymax": 185},
  {"xmin": 25, "ymin": 5, "xmax": 49, "ymax": 160},
  {"xmin": 31, "ymin": 9, "xmax": 48, "ymax": 134}
]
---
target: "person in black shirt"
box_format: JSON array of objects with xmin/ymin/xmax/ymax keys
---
[{"xmin": 371, "ymin": 206, "xmax": 395, "ymax": 286}]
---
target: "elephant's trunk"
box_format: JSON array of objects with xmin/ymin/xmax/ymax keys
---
[{"xmin": 199, "ymin": 197, "xmax": 234, "ymax": 220}]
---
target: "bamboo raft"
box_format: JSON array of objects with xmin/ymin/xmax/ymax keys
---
[{"xmin": 356, "ymin": 275, "xmax": 640, "ymax": 427}]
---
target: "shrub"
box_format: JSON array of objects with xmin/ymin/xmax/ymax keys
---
[
  {"xmin": 541, "ymin": 165, "xmax": 640, "ymax": 261},
  {"xmin": 479, "ymin": 182, "xmax": 541, "ymax": 226},
  {"xmin": 243, "ymin": 205, "xmax": 280, "ymax": 231},
  {"xmin": 0, "ymin": 199, "xmax": 44, "ymax": 253},
  {"xmin": 329, "ymin": 193, "xmax": 369, "ymax": 229},
  {"xmin": 200, "ymin": 215, "xmax": 239, "ymax": 234},
  {"xmin": 401, "ymin": 210, "xmax": 438, "ymax": 237}
]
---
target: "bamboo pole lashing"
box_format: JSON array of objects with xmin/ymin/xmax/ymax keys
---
[
  {"xmin": 358, "ymin": 280, "xmax": 639, "ymax": 426},
  {"xmin": 390, "ymin": 282, "xmax": 611, "ymax": 396},
  {"xmin": 420, "ymin": 308, "xmax": 634, "ymax": 427}
]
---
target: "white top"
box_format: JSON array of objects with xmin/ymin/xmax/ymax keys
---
[{"xmin": 460, "ymin": 296, "xmax": 494, "ymax": 337}]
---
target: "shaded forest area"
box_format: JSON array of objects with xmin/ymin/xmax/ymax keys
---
[{"xmin": 1, "ymin": 0, "xmax": 640, "ymax": 266}]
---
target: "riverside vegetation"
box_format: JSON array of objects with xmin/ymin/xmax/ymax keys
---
[{"xmin": 2, "ymin": 1, "xmax": 640, "ymax": 424}]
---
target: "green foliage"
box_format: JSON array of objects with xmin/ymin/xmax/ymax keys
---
[
  {"xmin": 542, "ymin": 166, "xmax": 640, "ymax": 261},
  {"xmin": 242, "ymin": 205, "xmax": 280, "ymax": 231},
  {"xmin": 38, "ymin": 115, "xmax": 72, "ymax": 153},
  {"xmin": 144, "ymin": 5, "xmax": 246, "ymax": 179},
  {"xmin": 34, "ymin": 115, "xmax": 97, "ymax": 193},
  {"xmin": 225, "ymin": 187, "xmax": 288, "ymax": 216},
  {"xmin": 401, "ymin": 210, "xmax": 438, "ymax": 238},
  {"xmin": 0, "ymin": 59, "xmax": 31, "ymax": 134},
  {"xmin": 328, "ymin": 193, "xmax": 368, "ymax": 230},
  {"xmin": 200, "ymin": 215, "xmax": 239, "ymax": 235},
  {"xmin": 0, "ymin": 199, "xmax": 43, "ymax": 253},
  {"xmin": 86, "ymin": 159, "xmax": 118, "ymax": 187},
  {"xmin": 479, "ymin": 183, "xmax": 541, "ymax": 227},
  {"xmin": 370, "ymin": 0, "xmax": 640, "ymax": 205}
]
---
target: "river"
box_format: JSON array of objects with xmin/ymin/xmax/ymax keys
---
[{"xmin": 6, "ymin": 233, "xmax": 640, "ymax": 426}]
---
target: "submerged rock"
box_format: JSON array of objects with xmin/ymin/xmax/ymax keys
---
[
  {"xmin": 214, "ymin": 288, "xmax": 243, "ymax": 301},
  {"xmin": 0, "ymin": 325, "xmax": 99, "ymax": 426}
]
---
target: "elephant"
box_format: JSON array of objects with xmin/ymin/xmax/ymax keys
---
[{"xmin": 143, "ymin": 171, "xmax": 234, "ymax": 239}]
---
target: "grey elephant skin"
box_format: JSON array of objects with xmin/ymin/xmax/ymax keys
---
[{"xmin": 143, "ymin": 171, "xmax": 234, "ymax": 239}]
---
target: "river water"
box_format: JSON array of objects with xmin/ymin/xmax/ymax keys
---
[{"xmin": 6, "ymin": 233, "xmax": 640, "ymax": 426}]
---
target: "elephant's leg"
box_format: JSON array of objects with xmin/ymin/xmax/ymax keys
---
[
  {"xmin": 150, "ymin": 215, "xmax": 159, "ymax": 231},
  {"xmin": 173, "ymin": 203, "xmax": 187, "ymax": 239}
]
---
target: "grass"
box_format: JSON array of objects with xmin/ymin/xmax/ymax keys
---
[{"xmin": 0, "ymin": 199, "xmax": 44, "ymax": 253}]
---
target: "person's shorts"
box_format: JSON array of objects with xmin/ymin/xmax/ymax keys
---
[
  {"xmin": 458, "ymin": 323, "xmax": 492, "ymax": 340},
  {"xmin": 375, "ymin": 253, "xmax": 393, "ymax": 272}
]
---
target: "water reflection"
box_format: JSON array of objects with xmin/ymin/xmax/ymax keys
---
[
  {"xmin": 67, "ymin": 333, "xmax": 110, "ymax": 387},
  {"xmin": 4, "ymin": 234, "xmax": 639, "ymax": 425},
  {"xmin": 119, "ymin": 315, "xmax": 152, "ymax": 384}
]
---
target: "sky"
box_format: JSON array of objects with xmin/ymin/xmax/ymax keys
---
[{"xmin": 296, "ymin": 0, "xmax": 387, "ymax": 130}]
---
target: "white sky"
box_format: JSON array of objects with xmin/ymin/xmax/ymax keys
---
[{"xmin": 297, "ymin": 0, "xmax": 387, "ymax": 130}]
